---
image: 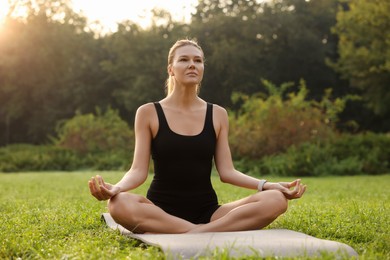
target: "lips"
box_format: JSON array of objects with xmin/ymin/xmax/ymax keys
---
[{"xmin": 186, "ymin": 72, "xmax": 198, "ymax": 76}]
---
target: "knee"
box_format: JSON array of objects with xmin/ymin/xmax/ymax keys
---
[
  {"xmin": 108, "ymin": 192, "xmax": 136, "ymax": 223},
  {"xmin": 272, "ymin": 190, "xmax": 288, "ymax": 214},
  {"xmin": 264, "ymin": 190, "xmax": 288, "ymax": 216},
  {"xmin": 107, "ymin": 192, "xmax": 125, "ymax": 218}
]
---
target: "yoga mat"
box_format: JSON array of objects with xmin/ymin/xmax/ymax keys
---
[{"xmin": 101, "ymin": 213, "xmax": 358, "ymax": 259}]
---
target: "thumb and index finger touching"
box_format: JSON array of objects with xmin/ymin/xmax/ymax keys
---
[
  {"xmin": 88, "ymin": 175, "xmax": 113, "ymax": 201},
  {"xmin": 281, "ymin": 179, "xmax": 307, "ymax": 198},
  {"xmin": 288, "ymin": 179, "xmax": 307, "ymax": 198}
]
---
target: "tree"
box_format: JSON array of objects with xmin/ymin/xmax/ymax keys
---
[
  {"xmin": 190, "ymin": 0, "xmax": 346, "ymax": 108},
  {"xmin": 330, "ymin": 0, "xmax": 390, "ymax": 116},
  {"xmin": 101, "ymin": 9, "xmax": 195, "ymax": 122},
  {"xmin": 0, "ymin": 0, "xmax": 111, "ymax": 145}
]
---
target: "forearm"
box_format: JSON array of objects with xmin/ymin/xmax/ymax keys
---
[
  {"xmin": 219, "ymin": 169, "xmax": 262, "ymax": 190},
  {"xmin": 115, "ymin": 168, "xmax": 148, "ymax": 192}
]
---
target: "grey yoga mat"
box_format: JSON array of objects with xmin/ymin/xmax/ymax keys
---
[{"xmin": 101, "ymin": 213, "xmax": 358, "ymax": 259}]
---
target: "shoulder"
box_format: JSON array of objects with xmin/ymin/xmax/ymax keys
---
[
  {"xmin": 212, "ymin": 103, "xmax": 228, "ymax": 121},
  {"xmin": 136, "ymin": 102, "xmax": 156, "ymax": 117},
  {"xmin": 134, "ymin": 102, "xmax": 158, "ymax": 128},
  {"xmin": 134, "ymin": 103, "xmax": 159, "ymax": 136}
]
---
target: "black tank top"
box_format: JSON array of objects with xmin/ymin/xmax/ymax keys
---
[{"xmin": 146, "ymin": 102, "xmax": 219, "ymax": 223}]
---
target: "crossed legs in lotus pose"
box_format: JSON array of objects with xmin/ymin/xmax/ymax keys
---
[{"xmin": 108, "ymin": 190, "xmax": 287, "ymax": 234}]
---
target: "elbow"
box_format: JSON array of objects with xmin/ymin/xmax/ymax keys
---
[
  {"xmin": 219, "ymin": 176, "xmax": 228, "ymax": 183},
  {"xmin": 215, "ymin": 159, "xmax": 236, "ymax": 184},
  {"xmin": 136, "ymin": 171, "xmax": 148, "ymax": 185},
  {"xmin": 218, "ymin": 171, "xmax": 234, "ymax": 184}
]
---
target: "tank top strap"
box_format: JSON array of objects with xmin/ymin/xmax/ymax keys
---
[
  {"xmin": 204, "ymin": 102, "xmax": 214, "ymax": 132},
  {"xmin": 153, "ymin": 102, "xmax": 169, "ymax": 129}
]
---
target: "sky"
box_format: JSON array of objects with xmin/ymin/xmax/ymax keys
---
[
  {"xmin": 0, "ymin": 0, "xmax": 198, "ymax": 33},
  {"xmin": 73, "ymin": 0, "xmax": 199, "ymax": 32}
]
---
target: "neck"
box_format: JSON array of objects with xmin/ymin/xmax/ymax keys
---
[{"xmin": 165, "ymin": 84, "xmax": 203, "ymax": 109}]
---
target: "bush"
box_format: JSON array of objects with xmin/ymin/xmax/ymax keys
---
[
  {"xmin": 250, "ymin": 132, "xmax": 390, "ymax": 177},
  {"xmin": 86, "ymin": 153, "xmax": 131, "ymax": 171},
  {"xmin": 54, "ymin": 107, "xmax": 134, "ymax": 156},
  {"xmin": 329, "ymin": 132, "xmax": 390, "ymax": 174},
  {"xmin": 229, "ymin": 80, "xmax": 352, "ymax": 159},
  {"xmin": 0, "ymin": 144, "xmax": 82, "ymax": 172},
  {"xmin": 0, "ymin": 108, "xmax": 135, "ymax": 172},
  {"xmin": 0, "ymin": 143, "xmax": 133, "ymax": 172}
]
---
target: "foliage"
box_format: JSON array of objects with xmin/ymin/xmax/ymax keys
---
[
  {"xmin": 0, "ymin": 107, "xmax": 137, "ymax": 172},
  {"xmin": 228, "ymin": 80, "xmax": 352, "ymax": 159},
  {"xmin": 330, "ymin": 0, "xmax": 390, "ymax": 116},
  {"xmin": 192, "ymin": 0, "xmax": 345, "ymax": 106},
  {"xmin": 101, "ymin": 22, "xmax": 167, "ymax": 117},
  {"xmin": 54, "ymin": 107, "xmax": 134, "ymax": 156},
  {"xmin": 0, "ymin": 172, "xmax": 389, "ymax": 259},
  {"xmin": 0, "ymin": 0, "xmax": 388, "ymax": 148},
  {"xmin": 0, "ymin": 0, "xmax": 112, "ymax": 145},
  {"xmin": 100, "ymin": 12, "xmax": 195, "ymax": 124},
  {"xmin": 0, "ymin": 143, "xmax": 131, "ymax": 172},
  {"xmin": 245, "ymin": 132, "xmax": 390, "ymax": 177},
  {"xmin": 0, "ymin": 144, "xmax": 80, "ymax": 172}
]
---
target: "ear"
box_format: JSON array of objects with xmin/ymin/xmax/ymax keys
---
[{"xmin": 167, "ymin": 65, "xmax": 174, "ymax": 76}]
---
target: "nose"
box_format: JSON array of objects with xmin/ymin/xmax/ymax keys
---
[{"xmin": 188, "ymin": 61, "xmax": 195, "ymax": 69}]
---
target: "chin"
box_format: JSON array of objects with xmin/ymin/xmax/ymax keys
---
[{"xmin": 183, "ymin": 80, "xmax": 200, "ymax": 86}]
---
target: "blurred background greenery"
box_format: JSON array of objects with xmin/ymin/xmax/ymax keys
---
[{"xmin": 0, "ymin": 0, "xmax": 389, "ymax": 175}]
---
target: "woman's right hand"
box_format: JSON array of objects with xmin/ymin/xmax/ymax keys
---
[{"xmin": 88, "ymin": 175, "xmax": 121, "ymax": 201}]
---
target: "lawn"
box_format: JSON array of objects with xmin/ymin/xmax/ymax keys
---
[{"xmin": 0, "ymin": 171, "xmax": 388, "ymax": 259}]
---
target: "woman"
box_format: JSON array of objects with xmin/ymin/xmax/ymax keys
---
[{"xmin": 89, "ymin": 39, "xmax": 306, "ymax": 234}]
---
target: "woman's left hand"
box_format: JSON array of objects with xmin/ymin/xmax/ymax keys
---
[{"xmin": 264, "ymin": 179, "xmax": 306, "ymax": 200}]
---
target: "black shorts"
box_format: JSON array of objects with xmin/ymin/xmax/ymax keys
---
[
  {"xmin": 154, "ymin": 201, "xmax": 221, "ymax": 224},
  {"xmin": 147, "ymin": 188, "xmax": 221, "ymax": 224},
  {"xmin": 190, "ymin": 204, "xmax": 221, "ymax": 224}
]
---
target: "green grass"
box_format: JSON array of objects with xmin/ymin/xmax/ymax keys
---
[{"xmin": 0, "ymin": 172, "xmax": 389, "ymax": 259}]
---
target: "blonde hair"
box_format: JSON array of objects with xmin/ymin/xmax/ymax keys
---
[{"xmin": 165, "ymin": 39, "xmax": 204, "ymax": 95}]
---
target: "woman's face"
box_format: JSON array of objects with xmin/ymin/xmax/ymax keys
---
[{"xmin": 169, "ymin": 45, "xmax": 204, "ymax": 87}]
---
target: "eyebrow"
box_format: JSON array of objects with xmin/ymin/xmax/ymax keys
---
[{"xmin": 177, "ymin": 55, "xmax": 203, "ymax": 59}]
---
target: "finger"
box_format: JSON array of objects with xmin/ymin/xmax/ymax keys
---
[
  {"xmin": 94, "ymin": 176, "xmax": 102, "ymax": 192},
  {"xmin": 90, "ymin": 176, "xmax": 106, "ymax": 200},
  {"xmin": 88, "ymin": 179, "xmax": 95, "ymax": 193},
  {"xmin": 88, "ymin": 179, "xmax": 103, "ymax": 200},
  {"xmin": 89, "ymin": 177, "xmax": 99, "ymax": 193},
  {"xmin": 292, "ymin": 180, "xmax": 301, "ymax": 192},
  {"xmin": 294, "ymin": 184, "xmax": 306, "ymax": 198},
  {"xmin": 97, "ymin": 175, "xmax": 108, "ymax": 190},
  {"xmin": 291, "ymin": 179, "xmax": 301, "ymax": 187},
  {"xmin": 279, "ymin": 182, "xmax": 290, "ymax": 188},
  {"xmin": 281, "ymin": 180, "xmax": 297, "ymax": 189},
  {"xmin": 288, "ymin": 180, "xmax": 302, "ymax": 197},
  {"xmin": 97, "ymin": 176, "xmax": 113, "ymax": 199},
  {"xmin": 284, "ymin": 187, "xmax": 298, "ymax": 197},
  {"xmin": 96, "ymin": 175, "xmax": 103, "ymax": 185},
  {"xmin": 299, "ymin": 184, "xmax": 307, "ymax": 196},
  {"xmin": 100, "ymin": 183, "xmax": 115, "ymax": 197}
]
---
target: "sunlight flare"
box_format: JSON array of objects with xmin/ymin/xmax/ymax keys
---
[{"xmin": 0, "ymin": 1, "xmax": 9, "ymax": 24}]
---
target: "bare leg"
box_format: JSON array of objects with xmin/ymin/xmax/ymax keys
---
[
  {"xmin": 108, "ymin": 192, "xmax": 197, "ymax": 234},
  {"xmin": 188, "ymin": 190, "xmax": 288, "ymax": 233}
]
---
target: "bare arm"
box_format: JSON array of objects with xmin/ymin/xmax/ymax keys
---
[
  {"xmin": 89, "ymin": 103, "xmax": 155, "ymax": 200},
  {"xmin": 213, "ymin": 105, "xmax": 306, "ymax": 199},
  {"xmin": 115, "ymin": 104, "xmax": 154, "ymax": 190},
  {"xmin": 213, "ymin": 105, "xmax": 260, "ymax": 189}
]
